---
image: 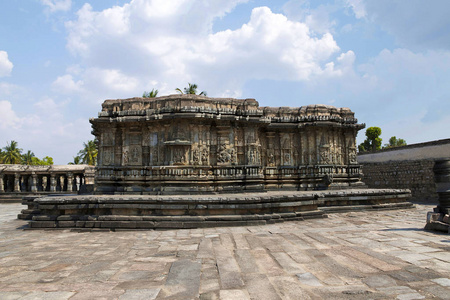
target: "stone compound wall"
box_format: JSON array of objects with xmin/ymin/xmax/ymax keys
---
[{"xmin": 358, "ymin": 139, "xmax": 450, "ymax": 202}]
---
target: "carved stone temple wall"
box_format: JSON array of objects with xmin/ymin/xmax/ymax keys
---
[{"xmin": 90, "ymin": 94, "xmax": 366, "ymax": 194}]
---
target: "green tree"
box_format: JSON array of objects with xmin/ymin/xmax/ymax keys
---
[
  {"xmin": 68, "ymin": 156, "xmax": 82, "ymax": 165},
  {"xmin": 21, "ymin": 150, "xmax": 35, "ymax": 165},
  {"xmin": 2, "ymin": 140, "xmax": 23, "ymax": 164},
  {"xmin": 175, "ymin": 83, "xmax": 207, "ymax": 96},
  {"xmin": 143, "ymin": 88, "xmax": 158, "ymax": 98},
  {"xmin": 42, "ymin": 156, "xmax": 54, "ymax": 165},
  {"xmin": 30, "ymin": 156, "xmax": 53, "ymax": 166},
  {"xmin": 384, "ymin": 136, "xmax": 407, "ymax": 149},
  {"xmin": 358, "ymin": 127, "xmax": 382, "ymax": 152},
  {"xmin": 78, "ymin": 140, "xmax": 98, "ymax": 166}
]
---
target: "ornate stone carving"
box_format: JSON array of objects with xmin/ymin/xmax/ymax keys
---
[
  {"xmin": 201, "ymin": 148, "xmax": 209, "ymax": 165},
  {"xmin": 103, "ymin": 148, "xmax": 113, "ymax": 166},
  {"xmin": 192, "ymin": 149, "xmax": 200, "ymax": 165},
  {"xmin": 217, "ymin": 143, "xmax": 236, "ymax": 164},
  {"xmin": 349, "ymin": 148, "xmax": 357, "ymax": 164},
  {"xmin": 320, "ymin": 147, "xmax": 331, "ymax": 164},
  {"xmin": 91, "ymin": 95, "xmax": 365, "ymax": 193}
]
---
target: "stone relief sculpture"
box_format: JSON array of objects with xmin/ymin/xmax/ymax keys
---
[{"xmin": 91, "ymin": 95, "xmax": 365, "ymax": 193}]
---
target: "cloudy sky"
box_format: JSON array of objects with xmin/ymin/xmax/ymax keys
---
[{"xmin": 1, "ymin": 0, "xmax": 449, "ymax": 164}]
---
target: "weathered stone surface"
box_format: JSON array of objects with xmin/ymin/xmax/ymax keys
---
[
  {"xmin": 1, "ymin": 203, "xmax": 450, "ymax": 299},
  {"xmin": 23, "ymin": 189, "xmax": 412, "ymax": 229},
  {"xmin": 91, "ymin": 94, "xmax": 366, "ymax": 194},
  {"xmin": 161, "ymin": 259, "xmax": 201, "ymax": 299}
]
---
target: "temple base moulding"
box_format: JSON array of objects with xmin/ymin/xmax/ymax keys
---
[{"xmin": 19, "ymin": 188, "xmax": 413, "ymax": 230}]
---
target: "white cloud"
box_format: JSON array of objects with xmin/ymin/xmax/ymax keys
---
[
  {"xmin": 41, "ymin": 0, "xmax": 71, "ymax": 13},
  {"xmin": 345, "ymin": 0, "xmax": 366, "ymax": 19},
  {"xmin": 52, "ymin": 74, "xmax": 83, "ymax": 94},
  {"xmin": 300, "ymin": 47, "xmax": 450, "ymax": 145},
  {"xmin": 0, "ymin": 100, "xmax": 21, "ymax": 129},
  {"xmin": 61, "ymin": 2, "xmax": 343, "ymax": 100},
  {"xmin": 0, "ymin": 51, "xmax": 13, "ymax": 77},
  {"xmin": 282, "ymin": 1, "xmax": 338, "ymax": 34},
  {"xmin": 360, "ymin": 0, "xmax": 450, "ymax": 50},
  {"xmin": 0, "ymin": 82, "xmax": 19, "ymax": 97}
]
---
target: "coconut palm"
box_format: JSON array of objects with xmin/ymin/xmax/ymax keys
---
[
  {"xmin": 78, "ymin": 140, "xmax": 98, "ymax": 166},
  {"xmin": 2, "ymin": 140, "xmax": 22, "ymax": 164},
  {"xmin": 21, "ymin": 150, "xmax": 35, "ymax": 165},
  {"xmin": 68, "ymin": 156, "xmax": 82, "ymax": 165},
  {"xmin": 175, "ymin": 83, "xmax": 207, "ymax": 96},
  {"xmin": 143, "ymin": 89, "xmax": 158, "ymax": 98}
]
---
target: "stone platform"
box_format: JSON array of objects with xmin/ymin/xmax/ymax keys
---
[
  {"xmin": 2, "ymin": 202, "xmax": 449, "ymax": 299},
  {"xmin": 19, "ymin": 189, "xmax": 413, "ymax": 229}
]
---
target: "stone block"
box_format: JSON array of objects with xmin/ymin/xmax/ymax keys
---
[
  {"xmin": 84, "ymin": 221, "xmax": 95, "ymax": 228},
  {"xmin": 30, "ymin": 221, "xmax": 57, "ymax": 228},
  {"xmin": 427, "ymin": 212, "xmax": 441, "ymax": 223},
  {"xmin": 58, "ymin": 221, "xmax": 76, "ymax": 228},
  {"xmin": 57, "ymin": 215, "xmax": 78, "ymax": 221},
  {"xmin": 117, "ymin": 221, "xmax": 137, "ymax": 228},
  {"xmin": 135, "ymin": 221, "xmax": 155, "ymax": 229},
  {"xmin": 32, "ymin": 215, "xmax": 57, "ymax": 221},
  {"xmin": 76, "ymin": 221, "xmax": 86, "ymax": 227}
]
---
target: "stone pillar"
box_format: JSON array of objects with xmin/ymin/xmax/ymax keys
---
[
  {"xmin": 0, "ymin": 173, "xmax": 4, "ymax": 192},
  {"xmin": 14, "ymin": 173, "xmax": 20, "ymax": 192},
  {"xmin": 50, "ymin": 174, "xmax": 56, "ymax": 192},
  {"xmin": 31, "ymin": 173, "xmax": 38, "ymax": 193},
  {"xmin": 67, "ymin": 172, "xmax": 73, "ymax": 192},
  {"xmin": 60, "ymin": 175, "xmax": 65, "ymax": 191}
]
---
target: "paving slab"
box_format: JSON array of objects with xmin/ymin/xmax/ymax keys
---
[{"xmin": 0, "ymin": 203, "xmax": 449, "ymax": 299}]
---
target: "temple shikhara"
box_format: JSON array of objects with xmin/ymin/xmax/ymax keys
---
[{"xmin": 91, "ymin": 94, "xmax": 365, "ymax": 194}]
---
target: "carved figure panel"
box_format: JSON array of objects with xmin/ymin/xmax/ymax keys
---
[
  {"xmin": 103, "ymin": 147, "xmax": 114, "ymax": 166},
  {"xmin": 129, "ymin": 145, "xmax": 142, "ymax": 165},
  {"xmin": 349, "ymin": 148, "xmax": 357, "ymax": 164},
  {"xmin": 122, "ymin": 146, "xmax": 129, "ymax": 165},
  {"xmin": 201, "ymin": 148, "xmax": 209, "ymax": 165},
  {"xmin": 217, "ymin": 143, "xmax": 236, "ymax": 164},
  {"xmin": 319, "ymin": 147, "xmax": 331, "ymax": 164}
]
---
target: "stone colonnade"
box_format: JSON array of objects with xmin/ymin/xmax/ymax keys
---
[{"xmin": 0, "ymin": 165, "xmax": 95, "ymax": 194}]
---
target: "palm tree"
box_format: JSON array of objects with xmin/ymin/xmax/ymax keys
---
[
  {"xmin": 78, "ymin": 140, "xmax": 98, "ymax": 166},
  {"xmin": 143, "ymin": 89, "xmax": 158, "ymax": 98},
  {"xmin": 175, "ymin": 83, "xmax": 207, "ymax": 96},
  {"xmin": 21, "ymin": 150, "xmax": 35, "ymax": 165},
  {"xmin": 2, "ymin": 140, "xmax": 22, "ymax": 164},
  {"xmin": 68, "ymin": 156, "xmax": 82, "ymax": 165}
]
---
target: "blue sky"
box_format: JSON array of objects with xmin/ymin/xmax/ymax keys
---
[{"xmin": 1, "ymin": 0, "xmax": 449, "ymax": 164}]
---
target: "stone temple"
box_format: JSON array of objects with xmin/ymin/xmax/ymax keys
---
[
  {"xmin": 91, "ymin": 94, "xmax": 365, "ymax": 194},
  {"xmin": 19, "ymin": 95, "xmax": 413, "ymax": 229}
]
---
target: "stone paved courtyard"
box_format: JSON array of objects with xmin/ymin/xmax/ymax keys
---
[{"xmin": 0, "ymin": 203, "xmax": 449, "ymax": 300}]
